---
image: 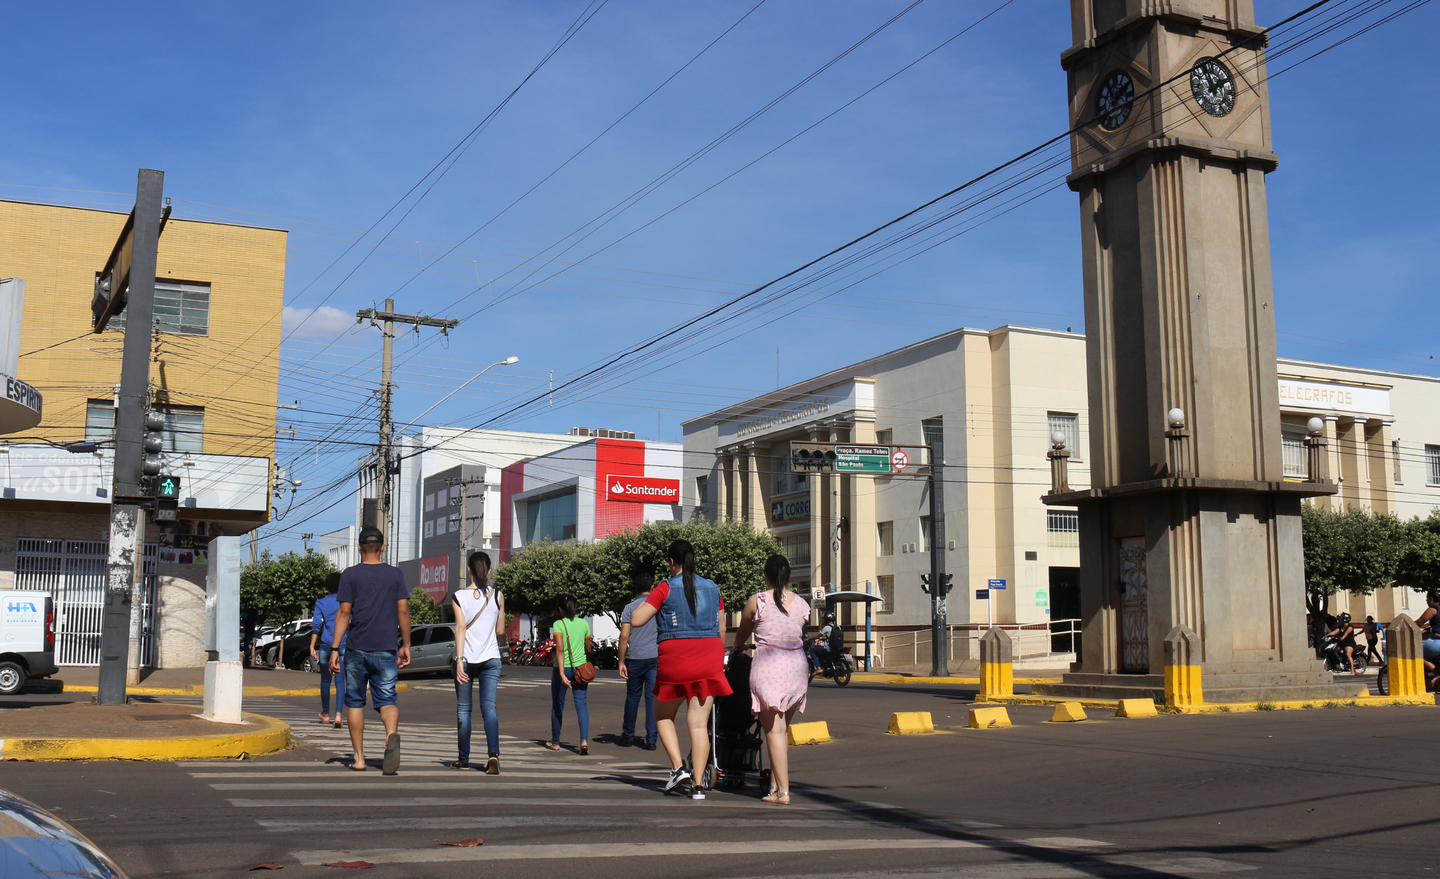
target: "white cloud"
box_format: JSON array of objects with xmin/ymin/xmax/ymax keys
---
[{"xmin": 282, "ymin": 305, "xmax": 358, "ymax": 340}]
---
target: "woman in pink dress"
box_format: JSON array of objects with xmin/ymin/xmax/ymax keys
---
[{"xmin": 732, "ymin": 554, "xmax": 809, "ymax": 805}]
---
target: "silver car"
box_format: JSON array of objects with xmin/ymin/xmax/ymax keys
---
[
  {"xmin": 400, "ymin": 624, "xmax": 457, "ymax": 676},
  {"xmin": 0, "ymin": 787, "xmax": 129, "ymax": 878}
]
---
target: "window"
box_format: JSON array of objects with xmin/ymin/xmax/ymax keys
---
[
  {"xmin": 771, "ymin": 457, "xmax": 807, "ymax": 496},
  {"xmin": 876, "ymin": 428, "xmax": 893, "ymax": 445},
  {"xmin": 877, "ymin": 575, "xmax": 894, "ymax": 613},
  {"xmin": 524, "ymin": 491, "xmax": 578, "ymax": 544},
  {"xmin": 1394, "ymin": 440, "xmax": 1403, "ymax": 484},
  {"xmin": 1048, "ymin": 412, "xmax": 1081, "ymax": 461},
  {"xmin": 1281, "ymin": 432, "xmax": 1306, "ymax": 478},
  {"xmin": 110, "ymin": 280, "xmax": 211, "ymax": 336},
  {"xmin": 1047, "ymin": 510, "xmax": 1079, "ymax": 548},
  {"xmin": 919, "ymin": 515, "xmax": 930, "ymax": 553},
  {"xmin": 877, "ymin": 521, "xmax": 894, "ymax": 557},
  {"xmin": 84, "ymin": 400, "xmax": 204, "ymax": 453},
  {"xmin": 779, "ymin": 532, "xmax": 811, "ymax": 566},
  {"xmin": 1427, "ymin": 446, "xmax": 1440, "ymax": 486},
  {"xmin": 695, "ymin": 475, "xmax": 709, "ymax": 515},
  {"xmin": 922, "ymin": 418, "xmax": 944, "ymax": 452}
]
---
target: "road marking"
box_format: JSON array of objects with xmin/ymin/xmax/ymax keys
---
[
  {"xmin": 292, "ymin": 837, "xmax": 1113, "ymax": 865},
  {"xmin": 190, "ymin": 770, "xmax": 668, "ymax": 779},
  {"xmin": 229, "ymin": 797, "xmax": 899, "ymax": 810},
  {"xmin": 213, "ymin": 782, "xmax": 659, "ymax": 791},
  {"xmin": 256, "ymin": 815, "xmax": 908, "ymax": 832}
]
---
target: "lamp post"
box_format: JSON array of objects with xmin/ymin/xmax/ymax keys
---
[{"xmin": 399, "ymin": 356, "xmax": 519, "ymax": 432}]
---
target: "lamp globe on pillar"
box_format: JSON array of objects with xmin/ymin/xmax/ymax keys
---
[
  {"xmin": 1051, "ymin": 430, "xmax": 1067, "ymax": 450},
  {"xmin": 1304, "ymin": 416, "xmax": 1328, "ymax": 483},
  {"xmin": 1307, "ymin": 416, "xmax": 1324, "ymax": 436},
  {"xmin": 1167, "ymin": 408, "xmax": 1186, "ymax": 430}
]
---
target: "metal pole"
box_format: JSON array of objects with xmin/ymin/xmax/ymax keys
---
[
  {"xmin": 831, "ymin": 488, "xmax": 839, "ymax": 591},
  {"xmin": 100, "ymin": 170, "xmax": 163, "ymax": 703},
  {"xmin": 378, "ymin": 299, "xmax": 394, "ymax": 564},
  {"xmin": 929, "ymin": 433, "xmax": 947, "ymax": 677}
]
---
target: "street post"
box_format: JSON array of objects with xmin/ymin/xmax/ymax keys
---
[{"xmin": 928, "ymin": 433, "xmax": 947, "ymax": 677}]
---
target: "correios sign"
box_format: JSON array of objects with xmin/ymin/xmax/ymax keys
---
[{"xmin": 605, "ymin": 475, "xmax": 680, "ymax": 503}]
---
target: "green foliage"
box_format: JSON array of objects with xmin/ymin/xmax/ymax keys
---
[
  {"xmin": 1400, "ymin": 511, "xmax": 1440, "ymax": 595},
  {"xmin": 240, "ymin": 550, "xmax": 337, "ymax": 627},
  {"xmin": 1301, "ymin": 504, "xmax": 1405, "ymax": 613},
  {"xmin": 494, "ymin": 519, "xmax": 783, "ymax": 622},
  {"xmin": 408, "ymin": 588, "xmax": 441, "ymax": 625}
]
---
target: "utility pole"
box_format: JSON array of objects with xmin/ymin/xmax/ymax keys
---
[
  {"xmin": 928, "ymin": 432, "xmax": 948, "ymax": 677},
  {"xmin": 92, "ymin": 170, "xmax": 166, "ymax": 703},
  {"xmin": 357, "ymin": 300, "xmax": 458, "ymax": 562},
  {"xmin": 445, "ymin": 474, "xmax": 487, "ymax": 562}
]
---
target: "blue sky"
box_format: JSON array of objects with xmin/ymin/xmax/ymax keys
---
[{"xmin": 2, "ymin": 1, "xmax": 1435, "ymax": 550}]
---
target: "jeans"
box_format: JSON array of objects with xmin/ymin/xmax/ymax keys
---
[
  {"xmin": 810, "ymin": 645, "xmax": 830, "ymax": 671},
  {"xmin": 455, "ymin": 659, "xmax": 501, "ymax": 762},
  {"xmin": 551, "ymin": 667, "xmax": 589, "ymax": 744},
  {"xmin": 622, "ymin": 656, "xmax": 658, "ymax": 742},
  {"xmin": 344, "ymin": 649, "xmax": 399, "ymax": 709},
  {"xmin": 316, "ymin": 644, "xmax": 347, "ymax": 715}
]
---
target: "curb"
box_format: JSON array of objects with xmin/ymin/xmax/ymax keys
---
[
  {"xmin": 59, "ymin": 683, "xmax": 410, "ymax": 698},
  {"xmin": 852, "ymin": 674, "xmax": 1058, "ymax": 685},
  {"xmin": 975, "ymin": 694, "xmax": 1434, "ymax": 712},
  {"xmin": 0, "ymin": 712, "xmax": 291, "ymax": 761}
]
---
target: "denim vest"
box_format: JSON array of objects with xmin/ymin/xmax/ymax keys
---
[{"xmin": 656, "ymin": 574, "xmax": 720, "ymax": 642}]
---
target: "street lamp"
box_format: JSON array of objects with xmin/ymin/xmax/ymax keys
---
[{"xmin": 399, "ymin": 356, "xmax": 519, "ymax": 431}]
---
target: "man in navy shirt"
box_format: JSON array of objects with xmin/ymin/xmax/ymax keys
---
[{"xmin": 329, "ymin": 527, "xmax": 412, "ymax": 774}]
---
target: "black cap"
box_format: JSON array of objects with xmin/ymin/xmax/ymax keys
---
[{"xmin": 358, "ymin": 525, "xmax": 385, "ymax": 546}]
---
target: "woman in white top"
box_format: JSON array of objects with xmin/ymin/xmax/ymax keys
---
[{"xmin": 452, "ymin": 551, "xmax": 506, "ymax": 774}]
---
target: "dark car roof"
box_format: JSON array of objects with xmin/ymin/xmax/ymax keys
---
[{"xmin": 0, "ymin": 787, "xmax": 129, "ymax": 878}]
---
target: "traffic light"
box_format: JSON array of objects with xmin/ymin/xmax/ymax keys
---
[
  {"xmin": 920, "ymin": 573, "xmax": 931, "ymax": 594},
  {"xmin": 940, "ymin": 573, "xmax": 954, "ymax": 595},
  {"xmin": 153, "ymin": 474, "xmax": 180, "ymax": 523},
  {"xmin": 141, "ymin": 410, "xmax": 165, "ymax": 485},
  {"xmin": 790, "ymin": 442, "xmax": 837, "ymax": 472}
]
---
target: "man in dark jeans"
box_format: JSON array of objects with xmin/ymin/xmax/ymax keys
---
[
  {"xmin": 329, "ymin": 526, "xmax": 412, "ymax": 775},
  {"xmin": 618, "ymin": 572, "xmax": 659, "ymax": 750}
]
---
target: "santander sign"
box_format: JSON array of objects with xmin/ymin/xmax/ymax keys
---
[{"xmin": 605, "ymin": 474, "xmax": 680, "ymax": 503}]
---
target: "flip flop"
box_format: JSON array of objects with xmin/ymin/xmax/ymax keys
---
[
  {"xmin": 347, "ymin": 763, "xmax": 367, "ymax": 771},
  {"xmin": 382, "ymin": 733, "xmax": 401, "ymax": 775},
  {"xmin": 544, "ymin": 742, "xmax": 561, "ymax": 751}
]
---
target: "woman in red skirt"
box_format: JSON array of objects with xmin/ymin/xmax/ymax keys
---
[{"xmin": 628, "ymin": 539, "xmax": 730, "ymax": 800}]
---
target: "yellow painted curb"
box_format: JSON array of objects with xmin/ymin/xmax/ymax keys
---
[
  {"xmin": 1050, "ymin": 702, "xmax": 1087, "ymax": 722},
  {"xmin": 1116, "ymin": 699, "xmax": 1159, "ymax": 718},
  {"xmin": 886, "ymin": 711, "xmax": 934, "ymax": 734},
  {"xmin": 786, "ymin": 721, "xmax": 831, "ymax": 745},
  {"xmin": 855, "ymin": 676, "xmax": 1060, "ymax": 685},
  {"xmin": 967, "ymin": 706, "xmax": 1011, "ymax": 729},
  {"xmin": 0, "ymin": 712, "xmax": 291, "ymax": 761},
  {"xmin": 1174, "ymin": 695, "xmax": 1434, "ymax": 714},
  {"xmin": 61, "ymin": 683, "xmax": 409, "ymax": 697}
]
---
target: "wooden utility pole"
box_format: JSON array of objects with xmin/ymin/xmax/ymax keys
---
[{"xmin": 357, "ymin": 300, "xmax": 457, "ymax": 562}]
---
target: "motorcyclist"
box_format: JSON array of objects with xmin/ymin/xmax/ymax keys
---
[
  {"xmin": 1417, "ymin": 592, "xmax": 1439, "ymax": 680},
  {"xmin": 1325, "ymin": 612, "xmax": 1360, "ymax": 674},
  {"xmin": 808, "ymin": 612, "xmax": 837, "ymax": 673}
]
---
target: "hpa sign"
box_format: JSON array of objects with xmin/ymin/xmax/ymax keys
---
[{"xmin": 605, "ymin": 475, "xmax": 680, "ymax": 503}]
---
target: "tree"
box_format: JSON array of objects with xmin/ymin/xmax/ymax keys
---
[
  {"xmin": 240, "ymin": 550, "xmax": 337, "ymax": 626},
  {"xmin": 408, "ymin": 588, "xmax": 441, "ymax": 625},
  {"xmin": 492, "ymin": 540, "xmax": 606, "ymax": 620},
  {"xmin": 1400, "ymin": 511, "xmax": 1440, "ymax": 596},
  {"xmin": 1301, "ymin": 504, "xmax": 1406, "ymax": 616}
]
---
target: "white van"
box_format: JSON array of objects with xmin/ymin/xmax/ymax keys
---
[{"xmin": 0, "ymin": 590, "xmax": 57, "ymax": 695}]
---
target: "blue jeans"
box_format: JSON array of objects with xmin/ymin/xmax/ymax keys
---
[
  {"xmin": 810, "ymin": 645, "xmax": 830, "ymax": 670},
  {"xmin": 455, "ymin": 659, "xmax": 501, "ymax": 762},
  {"xmin": 622, "ymin": 656, "xmax": 657, "ymax": 742},
  {"xmin": 551, "ymin": 667, "xmax": 589, "ymax": 744},
  {"xmin": 317, "ymin": 644, "xmax": 346, "ymax": 715},
  {"xmin": 344, "ymin": 649, "xmax": 399, "ymax": 709}
]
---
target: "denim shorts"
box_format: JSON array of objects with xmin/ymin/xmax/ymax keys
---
[{"xmin": 344, "ymin": 649, "xmax": 399, "ymax": 709}]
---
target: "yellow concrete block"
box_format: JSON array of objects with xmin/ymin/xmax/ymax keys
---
[
  {"xmin": 786, "ymin": 721, "xmax": 831, "ymax": 745},
  {"xmin": 1164, "ymin": 663, "xmax": 1203, "ymax": 709},
  {"xmin": 967, "ymin": 706, "xmax": 1012, "ymax": 729},
  {"xmin": 1050, "ymin": 701, "xmax": 1087, "ymax": 722},
  {"xmin": 886, "ymin": 711, "xmax": 934, "ymax": 735},
  {"xmin": 979, "ymin": 660, "xmax": 1014, "ymax": 702},
  {"xmin": 1390, "ymin": 656, "xmax": 1425, "ymax": 699},
  {"xmin": 1116, "ymin": 698, "xmax": 1158, "ymax": 718}
]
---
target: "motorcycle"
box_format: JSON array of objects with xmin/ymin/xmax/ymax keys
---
[
  {"xmin": 589, "ymin": 638, "xmax": 620, "ymax": 670},
  {"xmin": 807, "ymin": 647, "xmax": 853, "ymax": 687},
  {"xmin": 1320, "ymin": 633, "xmax": 1367, "ymax": 675}
]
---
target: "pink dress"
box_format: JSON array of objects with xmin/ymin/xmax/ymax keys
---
[{"xmin": 749, "ymin": 591, "xmax": 811, "ymax": 714}]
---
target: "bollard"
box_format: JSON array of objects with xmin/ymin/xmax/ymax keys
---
[
  {"xmin": 1050, "ymin": 701, "xmax": 1087, "ymax": 722},
  {"xmin": 1386, "ymin": 614, "xmax": 1425, "ymax": 698},
  {"xmin": 887, "ymin": 712, "xmax": 934, "ymax": 734},
  {"xmin": 979, "ymin": 627, "xmax": 1015, "ymax": 702},
  {"xmin": 1115, "ymin": 698, "xmax": 1158, "ymax": 718},
  {"xmin": 967, "ymin": 706, "xmax": 1012, "ymax": 729},
  {"xmin": 787, "ymin": 721, "xmax": 831, "ymax": 745},
  {"xmin": 1163, "ymin": 625, "xmax": 1203, "ymax": 711}
]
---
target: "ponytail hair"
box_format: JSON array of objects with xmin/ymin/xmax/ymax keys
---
[
  {"xmin": 556, "ymin": 594, "xmax": 579, "ymax": 619},
  {"xmin": 668, "ymin": 539, "xmax": 697, "ymax": 616},
  {"xmin": 764, "ymin": 554, "xmax": 791, "ymax": 614},
  {"xmin": 468, "ymin": 551, "xmax": 492, "ymax": 594}
]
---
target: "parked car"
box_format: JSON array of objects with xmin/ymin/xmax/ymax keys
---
[
  {"xmin": 0, "ymin": 786, "xmax": 129, "ymax": 877},
  {"xmin": 263, "ymin": 621, "xmax": 317, "ymax": 670},
  {"xmin": 400, "ymin": 624, "xmax": 457, "ymax": 676},
  {"xmin": 0, "ymin": 590, "xmax": 57, "ymax": 695},
  {"xmin": 254, "ymin": 618, "xmax": 308, "ymax": 656}
]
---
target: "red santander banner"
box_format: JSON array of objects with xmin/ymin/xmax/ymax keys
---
[
  {"xmin": 605, "ymin": 474, "xmax": 680, "ymax": 503},
  {"xmin": 418, "ymin": 554, "xmax": 449, "ymax": 603}
]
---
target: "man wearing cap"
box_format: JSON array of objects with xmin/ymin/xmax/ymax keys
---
[{"xmin": 329, "ymin": 526, "xmax": 412, "ymax": 774}]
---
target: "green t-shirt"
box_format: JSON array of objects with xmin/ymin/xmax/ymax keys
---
[{"xmin": 554, "ymin": 618, "xmax": 591, "ymax": 668}]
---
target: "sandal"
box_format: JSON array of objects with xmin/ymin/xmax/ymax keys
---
[
  {"xmin": 544, "ymin": 742, "xmax": 561, "ymax": 751},
  {"xmin": 317, "ymin": 712, "xmax": 329, "ymax": 724},
  {"xmin": 761, "ymin": 788, "xmax": 780, "ymax": 803},
  {"xmin": 579, "ymin": 742, "xmax": 589, "ymax": 756}
]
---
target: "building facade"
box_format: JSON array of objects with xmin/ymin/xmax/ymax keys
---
[{"xmin": 0, "ymin": 199, "xmax": 285, "ymax": 668}]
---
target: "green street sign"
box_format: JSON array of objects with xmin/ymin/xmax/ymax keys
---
[
  {"xmin": 157, "ymin": 475, "xmax": 182, "ymax": 498},
  {"xmin": 833, "ymin": 445, "xmax": 893, "ymax": 473}
]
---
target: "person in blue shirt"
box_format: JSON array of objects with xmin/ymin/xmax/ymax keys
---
[{"xmin": 309, "ymin": 572, "xmax": 347, "ymax": 727}]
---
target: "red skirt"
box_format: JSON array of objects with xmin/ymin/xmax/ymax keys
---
[{"xmin": 654, "ymin": 637, "xmax": 732, "ymax": 702}]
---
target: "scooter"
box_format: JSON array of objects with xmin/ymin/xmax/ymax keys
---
[{"xmin": 807, "ymin": 647, "xmax": 853, "ymax": 687}]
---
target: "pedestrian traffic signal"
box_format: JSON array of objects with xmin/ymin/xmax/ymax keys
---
[
  {"xmin": 940, "ymin": 573, "xmax": 954, "ymax": 595},
  {"xmin": 152, "ymin": 474, "xmax": 180, "ymax": 523},
  {"xmin": 921, "ymin": 573, "xmax": 931, "ymax": 594},
  {"xmin": 156, "ymin": 475, "xmax": 181, "ymax": 499}
]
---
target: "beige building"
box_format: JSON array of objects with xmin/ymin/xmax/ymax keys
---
[
  {"xmin": 682, "ymin": 325, "xmax": 1440, "ymax": 666},
  {"xmin": 0, "ymin": 198, "xmax": 285, "ymax": 668}
]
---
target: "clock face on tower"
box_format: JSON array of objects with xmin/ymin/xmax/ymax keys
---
[
  {"xmin": 1190, "ymin": 57, "xmax": 1236, "ymax": 117},
  {"xmin": 1095, "ymin": 70, "xmax": 1134, "ymax": 131}
]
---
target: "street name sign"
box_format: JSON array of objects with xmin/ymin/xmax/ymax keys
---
[
  {"xmin": 988, "ymin": 579, "xmax": 1006, "ymax": 590},
  {"xmin": 833, "ymin": 445, "xmax": 893, "ymax": 473}
]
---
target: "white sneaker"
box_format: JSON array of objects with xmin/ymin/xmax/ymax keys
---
[
  {"xmin": 663, "ymin": 766, "xmax": 692, "ymax": 792},
  {"xmin": 690, "ymin": 783, "xmax": 705, "ymax": 800}
]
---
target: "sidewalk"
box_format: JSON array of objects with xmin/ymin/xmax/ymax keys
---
[
  {"xmin": 49, "ymin": 665, "xmax": 410, "ymax": 697},
  {"xmin": 853, "ymin": 663, "xmax": 1070, "ymax": 684},
  {"xmin": 0, "ymin": 699, "xmax": 290, "ymax": 761}
]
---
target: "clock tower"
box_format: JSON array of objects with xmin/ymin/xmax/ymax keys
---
[{"xmin": 1038, "ymin": 1, "xmax": 1362, "ymax": 702}]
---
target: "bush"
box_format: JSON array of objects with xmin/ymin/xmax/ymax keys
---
[{"xmin": 409, "ymin": 588, "xmax": 441, "ymax": 625}]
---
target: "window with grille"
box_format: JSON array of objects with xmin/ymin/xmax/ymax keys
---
[
  {"xmin": 779, "ymin": 532, "xmax": 811, "ymax": 566},
  {"xmin": 85, "ymin": 401, "xmax": 204, "ymax": 453},
  {"xmin": 919, "ymin": 515, "xmax": 930, "ymax": 553},
  {"xmin": 109, "ymin": 280, "xmax": 211, "ymax": 336},
  {"xmin": 877, "ymin": 521, "xmax": 894, "ymax": 557},
  {"xmin": 1281, "ymin": 432, "xmax": 1306, "ymax": 477},
  {"xmin": 1047, "ymin": 509, "xmax": 1079, "ymax": 548},
  {"xmin": 1427, "ymin": 445, "xmax": 1440, "ymax": 486},
  {"xmin": 877, "ymin": 575, "xmax": 894, "ymax": 613},
  {"xmin": 921, "ymin": 418, "xmax": 943, "ymax": 451},
  {"xmin": 1047, "ymin": 412, "xmax": 1081, "ymax": 461},
  {"xmin": 876, "ymin": 428, "xmax": 893, "ymax": 445},
  {"xmin": 1394, "ymin": 440, "xmax": 1403, "ymax": 484}
]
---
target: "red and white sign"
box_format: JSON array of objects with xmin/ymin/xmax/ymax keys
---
[
  {"xmin": 892, "ymin": 449, "xmax": 909, "ymax": 472},
  {"xmin": 605, "ymin": 474, "xmax": 680, "ymax": 503},
  {"xmin": 418, "ymin": 554, "xmax": 449, "ymax": 603}
]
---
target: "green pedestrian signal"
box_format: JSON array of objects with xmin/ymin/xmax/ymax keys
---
[{"xmin": 157, "ymin": 475, "xmax": 181, "ymax": 499}]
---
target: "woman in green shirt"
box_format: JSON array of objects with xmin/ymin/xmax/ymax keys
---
[{"xmin": 548, "ymin": 595, "xmax": 593, "ymax": 754}]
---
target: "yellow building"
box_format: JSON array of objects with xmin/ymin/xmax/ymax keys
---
[{"xmin": 0, "ymin": 198, "xmax": 286, "ymax": 668}]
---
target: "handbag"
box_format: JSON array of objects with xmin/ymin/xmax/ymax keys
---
[{"xmin": 561, "ymin": 619, "xmax": 596, "ymax": 684}]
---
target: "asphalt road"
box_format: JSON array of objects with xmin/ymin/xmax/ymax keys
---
[{"xmin": 3, "ymin": 665, "xmax": 1434, "ymax": 878}]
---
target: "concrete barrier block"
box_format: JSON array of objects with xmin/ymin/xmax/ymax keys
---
[
  {"xmin": 887, "ymin": 711, "xmax": 934, "ymax": 735},
  {"xmin": 1050, "ymin": 701, "xmax": 1087, "ymax": 722},
  {"xmin": 787, "ymin": 720, "xmax": 831, "ymax": 745},
  {"xmin": 1116, "ymin": 698, "xmax": 1158, "ymax": 718},
  {"xmin": 967, "ymin": 706, "xmax": 1011, "ymax": 729},
  {"xmin": 1387, "ymin": 614, "xmax": 1425, "ymax": 698}
]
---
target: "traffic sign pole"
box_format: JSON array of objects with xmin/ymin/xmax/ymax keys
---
[{"xmin": 929, "ymin": 434, "xmax": 947, "ymax": 677}]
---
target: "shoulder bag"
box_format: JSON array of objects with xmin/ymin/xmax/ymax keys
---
[
  {"xmin": 563, "ymin": 619, "xmax": 596, "ymax": 684},
  {"xmin": 454, "ymin": 587, "xmax": 495, "ymax": 671}
]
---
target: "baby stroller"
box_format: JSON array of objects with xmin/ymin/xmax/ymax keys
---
[{"xmin": 706, "ymin": 649, "xmax": 768, "ymax": 790}]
